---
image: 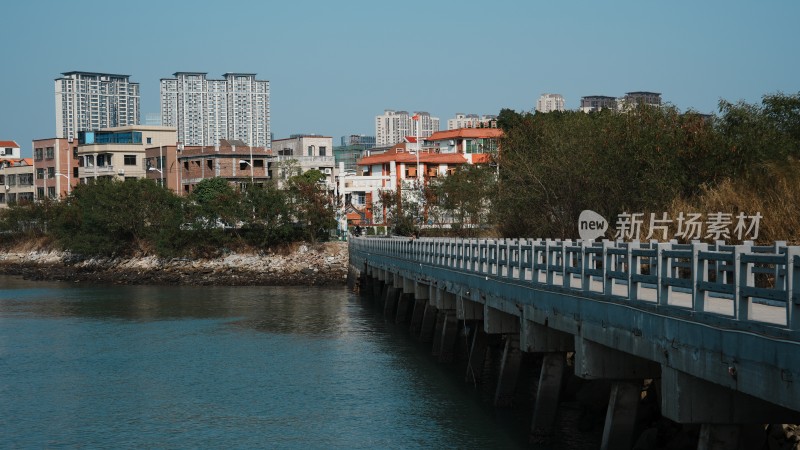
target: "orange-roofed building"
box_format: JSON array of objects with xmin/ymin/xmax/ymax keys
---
[
  {"xmin": 338, "ymin": 128, "xmax": 503, "ymax": 232},
  {"xmin": 0, "ymin": 141, "xmax": 21, "ymax": 160}
]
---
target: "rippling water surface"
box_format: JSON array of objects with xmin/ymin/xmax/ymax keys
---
[{"xmin": 0, "ymin": 275, "xmax": 536, "ymax": 448}]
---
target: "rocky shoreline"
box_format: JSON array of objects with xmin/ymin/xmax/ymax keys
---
[{"xmin": 0, "ymin": 241, "xmax": 349, "ymax": 286}]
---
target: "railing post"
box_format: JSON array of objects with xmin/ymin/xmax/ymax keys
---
[
  {"xmin": 658, "ymin": 242, "xmax": 671, "ymax": 306},
  {"xmin": 562, "ymin": 240, "xmax": 570, "ymax": 289},
  {"xmin": 792, "ymin": 254, "xmax": 800, "ymax": 331},
  {"xmin": 628, "ymin": 240, "xmax": 639, "ymax": 301},
  {"xmin": 734, "ymin": 244, "xmax": 751, "ymax": 322},
  {"xmin": 603, "ymin": 240, "xmax": 613, "ymax": 298},
  {"xmin": 693, "ymin": 242, "xmax": 708, "ymax": 314},
  {"xmin": 581, "ymin": 240, "xmax": 591, "ymax": 292}
]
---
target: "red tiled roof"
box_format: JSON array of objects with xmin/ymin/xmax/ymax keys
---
[
  {"xmin": 470, "ymin": 154, "xmax": 492, "ymax": 164},
  {"xmin": 426, "ymin": 128, "xmax": 504, "ymax": 141},
  {"xmin": 0, "ymin": 141, "xmax": 20, "ymax": 148},
  {"xmin": 357, "ymin": 151, "xmax": 469, "ymax": 166}
]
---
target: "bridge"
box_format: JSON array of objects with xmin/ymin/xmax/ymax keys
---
[{"xmin": 348, "ymin": 237, "xmax": 800, "ymax": 449}]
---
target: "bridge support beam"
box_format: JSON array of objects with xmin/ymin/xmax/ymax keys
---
[
  {"xmin": 485, "ymin": 306, "xmax": 519, "ymax": 335},
  {"xmin": 530, "ymin": 352, "xmax": 566, "ymax": 440},
  {"xmin": 575, "ymin": 338, "xmax": 660, "ymax": 380},
  {"xmin": 661, "ymin": 366, "xmax": 800, "ymax": 424},
  {"xmin": 494, "ymin": 335, "xmax": 522, "ymax": 407},
  {"xmin": 521, "ymin": 320, "xmax": 574, "ymax": 353}
]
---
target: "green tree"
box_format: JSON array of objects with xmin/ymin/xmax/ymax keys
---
[
  {"xmin": 240, "ymin": 181, "xmax": 294, "ymax": 246},
  {"xmin": 51, "ymin": 178, "xmax": 184, "ymax": 256},
  {"xmin": 186, "ymin": 177, "xmax": 243, "ymax": 231},
  {"xmin": 287, "ymin": 169, "xmax": 336, "ymax": 242},
  {"xmin": 428, "ymin": 164, "xmax": 496, "ymax": 236}
]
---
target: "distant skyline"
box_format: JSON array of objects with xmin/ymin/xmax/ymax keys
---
[{"xmin": 2, "ymin": 0, "xmax": 798, "ymax": 156}]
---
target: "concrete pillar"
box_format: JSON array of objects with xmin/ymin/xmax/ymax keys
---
[
  {"xmin": 371, "ymin": 276, "xmax": 383, "ymax": 300},
  {"xmin": 395, "ymin": 293, "xmax": 414, "ymax": 324},
  {"xmin": 494, "ymin": 335, "xmax": 522, "ymax": 407},
  {"xmin": 697, "ymin": 425, "xmax": 740, "ymax": 450},
  {"xmin": 530, "ymin": 353, "xmax": 566, "ymax": 440},
  {"xmin": 600, "ymin": 382, "xmax": 641, "ymax": 450},
  {"xmin": 409, "ymin": 298, "xmax": 427, "ymax": 335},
  {"xmin": 435, "ymin": 312, "xmax": 459, "ymax": 363},
  {"xmin": 409, "ymin": 281, "xmax": 430, "ymax": 334},
  {"xmin": 697, "ymin": 424, "xmax": 765, "ymax": 450},
  {"xmin": 419, "ymin": 303, "xmax": 438, "ymax": 343},
  {"xmin": 383, "ymin": 286, "xmax": 400, "ymax": 320},
  {"xmin": 431, "ymin": 310, "xmax": 447, "ymax": 357},
  {"xmin": 465, "ymin": 325, "xmax": 489, "ymax": 385}
]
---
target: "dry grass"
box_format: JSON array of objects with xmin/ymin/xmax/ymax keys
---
[
  {"xmin": 0, "ymin": 235, "xmax": 58, "ymax": 253},
  {"xmin": 670, "ymin": 161, "xmax": 800, "ymax": 245}
]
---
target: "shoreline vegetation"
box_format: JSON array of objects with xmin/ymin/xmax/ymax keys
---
[{"xmin": 0, "ymin": 241, "xmax": 348, "ymax": 286}]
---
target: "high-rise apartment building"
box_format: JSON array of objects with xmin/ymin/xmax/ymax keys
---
[
  {"xmin": 375, "ymin": 110, "xmax": 439, "ymax": 146},
  {"xmin": 55, "ymin": 71, "xmax": 140, "ymax": 141},
  {"xmin": 536, "ymin": 94, "xmax": 566, "ymax": 113},
  {"xmin": 619, "ymin": 91, "xmax": 662, "ymax": 110},
  {"xmin": 160, "ymin": 72, "xmax": 270, "ymax": 148},
  {"xmin": 580, "ymin": 95, "xmax": 619, "ymax": 113},
  {"xmin": 446, "ymin": 113, "xmax": 498, "ymax": 130}
]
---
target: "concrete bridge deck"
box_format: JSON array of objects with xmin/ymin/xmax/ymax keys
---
[{"xmin": 349, "ymin": 237, "xmax": 800, "ymax": 449}]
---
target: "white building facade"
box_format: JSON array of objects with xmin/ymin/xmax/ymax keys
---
[
  {"xmin": 160, "ymin": 72, "xmax": 270, "ymax": 148},
  {"xmin": 446, "ymin": 113, "xmax": 498, "ymax": 130},
  {"xmin": 55, "ymin": 71, "xmax": 140, "ymax": 141},
  {"xmin": 375, "ymin": 110, "xmax": 439, "ymax": 146},
  {"xmin": 536, "ymin": 94, "xmax": 566, "ymax": 113}
]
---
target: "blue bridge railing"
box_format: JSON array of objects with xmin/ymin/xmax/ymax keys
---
[{"xmin": 350, "ymin": 237, "xmax": 800, "ymax": 336}]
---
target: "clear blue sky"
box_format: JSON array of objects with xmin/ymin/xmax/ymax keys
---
[{"xmin": 2, "ymin": 0, "xmax": 798, "ymax": 156}]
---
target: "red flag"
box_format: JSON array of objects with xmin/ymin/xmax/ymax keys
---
[{"xmin": 412, "ymin": 114, "xmax": 420, "ymax": 120}]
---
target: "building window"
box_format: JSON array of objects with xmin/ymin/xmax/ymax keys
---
[
  {"xmin": 34, "ymin": 148, "xmax": 43, "ymax": 160},
  {"xmin": 319, "ymin": 146, "xmax": 326, "ymax": 156},
  {"xmin": 48, "ymin": 167, "xmax": 55, "ymax": 179},
  {"xmin": 47, "ymin": 187, "xmax": 56, "ymax": 199},
  {"xmin": 124, "ymin": 155, "xmax": 136, "ymax": 166},
  {"xmin": 146, "ymin": 137, "xmax": 152, "ymax": 144},
  {"xmin": 37, "ymin": 187, "xmax": 45, "ymax": 199},
  {"xmin": 46, "ymin": 147, "xmax": 55, "ymax": 159},
  {"xmin": 36, "ymin": 169, "xmax": 45, "ymax": 180}
]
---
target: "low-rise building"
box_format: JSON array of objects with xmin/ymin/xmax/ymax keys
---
[
  {"xmin": 32, "ymin": 137, "xmax": 78, "ymax": 200},
  {"xmin": 338, "ymin": 128, "xmax": 503, "ymax": 232},
  {"xmin": 0, "ymin": 141, "xmax": 21, "ymax": 159},
  {"xmin": 271, "ymin": 135, "xmax": 335, "ymax": 187},
  {"xmin": 143, "ymin": 139, "xmax": 272, "ymax": 196},
  {"xmin": 76, "ymin": 125, "xmax": 177, "ymax": 183},
  {"xmin": 0, "ymin": 158, "xmax": 36, "ymax": 207}
]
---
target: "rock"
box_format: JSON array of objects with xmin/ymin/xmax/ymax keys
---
[{"xmin": 0, "ymin": 242, "xmax": 349, "ymax": 287}]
